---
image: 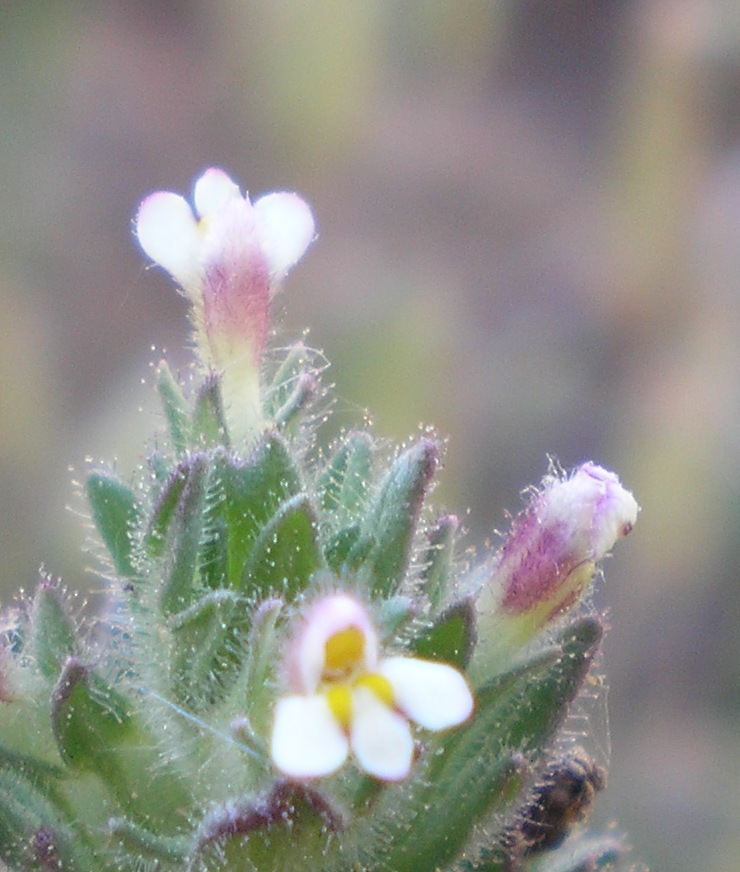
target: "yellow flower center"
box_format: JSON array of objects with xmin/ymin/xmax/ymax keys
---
[
  {"xmin": 322, "ymin": 627, "xmax": 396, "ymax": 730},
  {"xmin": 323, "ymin": 626, "xmax": 365, "ymax": 680}
]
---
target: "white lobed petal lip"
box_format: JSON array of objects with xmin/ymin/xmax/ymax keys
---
[
  {"xmin": 380, "ymin": 657, "xmax": 474, "ymax": 731},
  {"xmin": 194, "ymin": 168, "xmax": 241, "ymax": 219},
  {"xmin": 254, "ymin": 192, "xmax": 316, "ymax": 281},
  {"xmin": 350, "ymin": 686, "xmax": 414, "ymax": 781},
  {"xmin": 270, "ymin": 694, "xmax": 348, "ymax": 779},
  {"xmin": 135, "ymin": 192, "xmax": 200, "ymax": 290}
]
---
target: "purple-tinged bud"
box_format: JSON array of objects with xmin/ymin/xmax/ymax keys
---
[{"xmin": 478, "ymin": 463, "xmax": 638, "ymax": 653}]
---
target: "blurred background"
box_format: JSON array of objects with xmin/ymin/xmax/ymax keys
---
[{"xmin": 0, "ymin": 2, "xmax": 738, "ymax": 870}]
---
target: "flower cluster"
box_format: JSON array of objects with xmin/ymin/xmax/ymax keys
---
[
  {"xmin": 135, "ymin": 168, "xmax": 315, "ymax": 442},
  {"xmin": 271, "ymin": 594, "xmax": 474, "ymax": 781}
]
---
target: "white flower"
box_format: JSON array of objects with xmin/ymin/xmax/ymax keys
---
[
  {"xmin": 270, "ymin": 594, "xmax": 474, "ymax": 782},
  {"xmin": 135, "ymin": 169, "xmax": 315, "ymax": 442}
]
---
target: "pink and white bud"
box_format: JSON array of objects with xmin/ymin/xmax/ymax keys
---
[
  {"xmin": 135, "ymin": 168, "xmax": 315, "ymax": 443},
  {"xmin": 480, "ymin": 463, "xmax": 638, "ymax": 646}
]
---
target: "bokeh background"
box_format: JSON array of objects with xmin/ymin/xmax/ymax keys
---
[{"xmin": 1, "ymin": 2, "xmax": 738, "ymax": 870}]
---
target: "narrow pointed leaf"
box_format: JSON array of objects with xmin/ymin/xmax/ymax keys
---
[
  {"xmin": 28, "ymin": 581, "xmax": 77, "ymax": 680},
  {"xmin": 192, "ymin": 374, "xmax": 230, "ymax": 448},
  {"xmin": 374, "ymin": 617, "xmax": 602, "ymax": 872},
  {"xmin": 155, "ymin": 359, "xmax": 191, "ymax": 455},
  {"xmin": 323, "ymin": 522, "xmax": 364, "ymax": 573},
  {"xmin": 349, "ymin": 439, "xmax": 439, "ymax": 597},
  {"xmin": 0, "ymin": 767, "xmax": 96, "ymax": 872},
  {"xmin": 242, "ymin": 493, "xmax": 322, "ymax": 599},
  {"xmin": 242, "ymin": 597, "xmax": 283, "ymax": 737},
  {"xmin": 86, "ymin": 472, "xmax": 141, "ymax": 578},
  {"xmin": 144, "ymin": 461, "xmax": 190, "ymax": 558},
  {"xmin": 216, "ymin": 433, "xmax": 303, "ymax": 588},
  {"xmin": 263, "ymin": 341, "xmax": 312, "ymax": 419},
  {"xmin": 50, "ymin": 658, "xmax": 188, "ymax": 828},
  {"xmin": 421, "ymin": 513, "xmax": 459, "ymax": 611},
  {"xmin": 412, "ymin": 597, "xmax": 477, "ymax": 669},
  {"xmin": 272, "ymin": 372, "xmax": 318, "ymax": 430},
  {"xmin": 157, "ymin": 453, "xmax": 210, "ymax": 615},
  {"xmin": 107, "ymin": 817, "xmax": 190, "ymax": 864},
  {"xmin": 169, "ymin": 589, "xmax": 242, "ymax": 707},
  {"xmin": 316, "ymin": 430, "xmax": 374, "ymax": 521}
]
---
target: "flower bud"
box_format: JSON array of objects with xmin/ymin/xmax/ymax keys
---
[{"xmin": 479, "ymin": 463, "xmax": 638, "ymax": 653}]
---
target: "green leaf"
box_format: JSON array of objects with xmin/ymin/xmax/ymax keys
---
[
  {"xmin": 51, "ymin": 658, "xmax": 134, "ymax": 775},
  {"xmin": 195, "ymin": 783, "xmax": 344, "ymax": 872},
  {"xmin": 50, "ymin": 658, "xmax": 188, "ymax": 829},
  {"xmin": 373, "ymin": 617, "xmax": 602, "ymax": 872},
  {"xmin": 107, "ymin": 817, "xmax": 190, "ymax": 864},
  {"xmin": 316, "ymin": 430, "xmax": 374, "ymax": 522},
  {"xmin": 420, "ymin": 513, "xmax": 459, "ymax": 611},
  {"xmin": 349, "ymin": 439, "xmax": 439, "ymax": 597},
  {"xmin": 144, "ymin": 460, "xmax": 190, "ymax": 558},
  {"xmin": 0, "ymin": 766, "xmax": 97, "ymax": 871},
  {"xmin": 86, "ymin": 471, "xmax": 141, "ymax": 578},
  {"xmin": 263, "ymin": 341, "xmax": 313, "ymax": 419},
  {"xmin": 169, "ymin": 589, "xmax": 243, "ymax": 707},
  {"xmin": 412, "ymin": 597, "xmax": 477, "ymax": 669},
  {"xmin": 156, "ymin": 453, "xmax": 211, "ymax": 615},
  {"xmin": 271, "ymin": 367, "xmax": 318, "ymax": 430},
  {"xmin": 241, "ymin": 597, "xmax": 283, "ymax": 737},
  {"xmin": 323, "ymin": 522, "xmax": 364, "ymax": 573},
  {"xmin": 155, "ymin": 359, "xmax": 191, "ymax": 455},
  {"xmin": 192, "ymin": 374, "xmax": 230, "ymax": 448},
  {"xmin": 28, "ymin": 581, "xmax": 77, "ymax": 680},
  {"xmin": 216, "ymin": 433, "xmax": 303, "ymax": 589},
  {"xmin": 242, "ymin": 493, "xmax": 323, "ymax": 600}
]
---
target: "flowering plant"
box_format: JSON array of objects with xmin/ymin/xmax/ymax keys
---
[{"xmin": 0, "ymin": 169, "xmax": 638, "ymax": 871}]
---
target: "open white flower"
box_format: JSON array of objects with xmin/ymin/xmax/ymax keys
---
[
  {"xmin": 270, "ymin": 593, "xmax": 474, "ymax": 782},
  {"xmin": 135, "ymin": 168, "xmax": 315, "ymax": 442}
]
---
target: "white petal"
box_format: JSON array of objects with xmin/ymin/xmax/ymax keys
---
[
  {"xmin": 270, "ymin": 695, "xmax": 348, "ymax": 779},
  {"xmin": 254, "ymin": 192, "xmax": 315, "ymax": 280},
  {"xmin": 380, "ymin": 657, "xmax": 474, "ymax": 731},
  {"xmin": 193, "ymin": 168, "xmax": 241, "ymax": 218},
  {"xmin": 350, "ymin": 686, "xmax": 413, "ymax": 781},
  {"xmin": 135, "ymin": 192, "xmax": 200, "ymax": 289}
]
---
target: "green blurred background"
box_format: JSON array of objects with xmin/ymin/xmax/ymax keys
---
[{"xmin": 0, "ymin": 2, "xmax": 738, "ymax": 870}]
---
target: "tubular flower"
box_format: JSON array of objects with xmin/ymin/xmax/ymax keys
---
[
  {"xmin": 270, "ymin": 593, "xmax": 474, "ymax": 782},
  {"xmin": 481, "ymin": 462, "xmax": 638, "ymax": 645},
  {"xmin": 135, "ymin": 168, "xmax": 315, "ymax": 442}
]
